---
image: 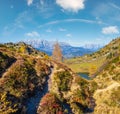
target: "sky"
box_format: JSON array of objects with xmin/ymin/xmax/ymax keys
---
[{"xmin": 0, "ymin": 0, "xmax": 120, "ymax": 46}]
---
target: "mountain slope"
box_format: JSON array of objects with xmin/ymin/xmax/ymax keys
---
[
  {"xmin": 0, "ymin": 43, "xmax": 52, "ymax": 113},
  {"xmin": 0, "ymin": 42, "xmax": 94, "ymax": 114},
  {"xmin": 64, "ymin": 37, "xmax": 120, "ymax": 114},
  {"xmin": 93, "ymin": 55, "xmax": 120, "ymax": 114},
  {"xmin": 65, "ymin": 38, "xmax": 120, "ymax": 75},
  {"xmin": 1, "ymin": 39, "xmax": 119, "ymax": 114}
]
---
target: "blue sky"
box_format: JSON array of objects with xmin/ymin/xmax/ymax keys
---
[{"xmin": 0, "ymin": 0, "xmax": 120, "ymax": 46}]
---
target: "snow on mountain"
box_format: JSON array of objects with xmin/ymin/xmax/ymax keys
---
[
  {"xmin": 25, "ymin": 39, "xmax": 101, "ymax": 58},
  {"xmin": 83, "ymin": 44, "xmax": 103, "ymax": 50}
]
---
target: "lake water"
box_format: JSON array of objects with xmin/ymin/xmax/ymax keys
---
[{"xmin": 78, "ymin": 73, "xmax": 91, "ymax": 80}]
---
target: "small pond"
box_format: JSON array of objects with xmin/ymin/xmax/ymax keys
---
[{"xmin": 78, "ymin": 73, "xmax": 91, "ymax": 80}]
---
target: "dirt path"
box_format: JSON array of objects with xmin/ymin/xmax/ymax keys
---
[
  {"xmin": 25, "ymin": 67, "xmax": 53, "ymax": 114},
  {"xmin": 48, "ymin": 64, "xmax": 64, "ymax": 92},
  {"xmin": 95, "ymin": 81, "xmax": 120, "ymax": 94}
]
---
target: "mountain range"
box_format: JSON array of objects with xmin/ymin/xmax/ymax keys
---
[
  {"xmin": 65, "ymin": 37, "xmax": 120, "ymax": 114},
  {"xmin": 25, "ymin": 39, "xmax": 102, "ymax": 58},
  {"xmin": 0, "ymin": 37, "xmax": 120, "ymax": 114}
]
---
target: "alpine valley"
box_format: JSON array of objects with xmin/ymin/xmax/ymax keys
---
[
  {"xmin": 0, "ymin": 37, "xmax": 120, "ymax": 114},
  {"xmin": 25, "ymin": 39, "xmax": 101, "ymax": 58}
]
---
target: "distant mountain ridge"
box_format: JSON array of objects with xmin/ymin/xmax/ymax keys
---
[
  {"xmin": 0, "ymin": 38, "xmax": 119, "ymax": 114},
  {"xmin": 65, "ymin": 37, "xmax": 120, "ymax": 73},
  {"xmin": 65, "ymin": 37, "xmax": 120, "ymax": 114},
  {"xmin": 25, "ymin": 39, "xmax": 101, "ymax": 58}
]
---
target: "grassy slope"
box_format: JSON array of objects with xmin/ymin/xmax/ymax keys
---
[
  {"xmin": 64, "ymin": 38, "xmax": 120, "ymax": 75},
  {"xmin": 65, "ymin": 37, "xmax": 120, "ymax": 114},
  {"xmin": 0, "ymin": 42, "xmax": 93, "ymax": 114},
  {"xmin": 0, "ymin": 43, "xmax": 51, "ymax": 113},
  {"xmin": 0, "ymin": 39, "xmax": 119, "ymax": 114},
  {"xmin": 65, "ymin": 56, "xmax": 105, "ymax": 73},
  {"xmin": 93, "ymin": 56, "xmax": 120, "ymax": 114},
  {"xmin": 47, "ymin": 61, "xmax": 97, "ymax": 114}
]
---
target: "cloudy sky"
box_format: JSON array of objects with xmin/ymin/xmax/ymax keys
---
[{"xmin": 0, "ymin": 0, "xmax": 120, "ymax": 46}]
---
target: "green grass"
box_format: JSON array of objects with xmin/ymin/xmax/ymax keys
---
[
  {"xmin": 64, "ymin": 56, "xmax": 105, "ymax": 73},
  {"xmin": 65, "ymin": 38, "xmax": 120, "ymax": 74}
]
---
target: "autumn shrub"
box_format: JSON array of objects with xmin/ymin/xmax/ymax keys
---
[
  {"xmin": 71, "ymin": 103, "xmax": 83, "ymax": 114},
  {"xmin": 35, "ymin": 59, "xmax": 50, "ymax": 77},
  {"xmin": 55, "ymin": 71, "xmax": 72, "ymax": 91},
  {"xmin": 4, "ymin": 59, "xmax": 37, "ymax": 96},
  {"xmin": 0, "ymin": 52, "xmax": 15, "ymax": 76},
  {"xmin": 37, "ymin": 93, "xmax": 64, "ymax": 114},
  {"xmin": 89, "ymin": 80, "xmax": 98, "ymax": 94},
  {"xmin": 0, "ymin": 92, "xmax": 19, "ymax": 114},
  {"xmin": 75, "ymin": 76, "xmax": 88, "ymax": 90}
]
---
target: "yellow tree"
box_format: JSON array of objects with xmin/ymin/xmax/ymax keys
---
[
  {"xmin": 52, "ymin": 42, "xmax": 63, "ymax": 62},
  {"xmin": 89, "ymin": 65, "xmax": 97, "ymax": 77},
  {"xmin": 18, "ymin": 45, "xmax": 27, "ymax": 54}
]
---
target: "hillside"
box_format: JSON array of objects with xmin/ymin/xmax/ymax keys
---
[
  {"xmin": 0, "ymin": 39, "xmax": 119, "ymax": 114},
  {"xmin": 65, "ymin": 37, "xmax": 120, "ymax": 114},
  {"xmin": 0, "ymin": 42, "xmax": 52, "ymax": 113},
  {"xmin": 65, "ymin": 38, "xmax": 120, "ymax": 75},
  {"xmin": 93, "ymin": 55, "xmax": 120, "ymax": 114},
  {"xmin": 0, "ymin": 42, "xmax": 94, "ymax": 114}
]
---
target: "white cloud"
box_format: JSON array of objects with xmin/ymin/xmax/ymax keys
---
[
  {"xmin": 27, "ymin": 0, "xmax": 33, "ymax": 6},
  {"xmin": 66, "ymin": 34, "xmax": 72, "ymax": 37},
  {"xmin": 102, "ymin": 26, "xmax": 119, "ymax": 34},
  {"xmin": 35, "ymin": 0, "xmax": 55, "ymax": 18},
  {"xmin": 25, "ymin": 31, "xmax": 40, "ymax": 37},
  {"xmin": 56, "ymin": 0, "xmax": 85, "ymax": 12},
  {"xmin": 46, "ymin": 29, "xmax": 52, "ymax": 33},
  {"xmin": 109, "ymin": 3, "xmax": 120, "ymax": 10},
  {"xmin": 40, "ymin": 0, "xmax": 44, "ymax": 6},
  {"xmin": 38, "ymin": 18, "xmax": 103, "ymax": 28},
  {"xmin": 59, "ymin": 28, "xmax": 66, "ymax": 32},
  {"xmin": 3, "ymin": 11, "xmax": 28, "ymax": 36}
]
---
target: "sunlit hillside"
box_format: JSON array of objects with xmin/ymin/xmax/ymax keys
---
[
  {"xmin": 65, "ymin": 38, "xmax": 120, "ymax": 76},
  {"xmin": 0, "ymin": 43, "xmax": 95, "ymax": 114}
]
